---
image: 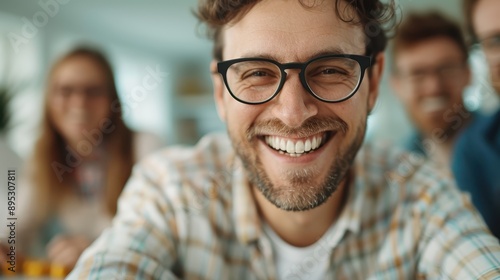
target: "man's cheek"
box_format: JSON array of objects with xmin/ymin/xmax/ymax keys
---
[{"xmin": 490, "ymin": 65, "xmax": 500, "ymax": 88}]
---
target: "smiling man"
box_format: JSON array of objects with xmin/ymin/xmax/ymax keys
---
[
  {"xmin": 391, "ymin": 12, "xmax": 472, "ymax": 166},
  {"xmin": 68, "ymin": 0, "xmax": 500, "ymax": 279}
]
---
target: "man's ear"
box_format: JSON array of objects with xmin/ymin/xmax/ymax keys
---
[
  {"xmin": 211, "ymin": 60, "xmax": 227, "ymax": 122},
  {"xmin": 367, "ymin": 52, "xmax": 385, "ymax": 112}
]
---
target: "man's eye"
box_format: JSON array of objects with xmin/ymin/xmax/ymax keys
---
[
  {"xmin": 308, "ymin": 65, "xmax": 350, "ymax": 77},
  {"xmin": 251, "ymin": 71, "xmax": 268, "ymax": 77},
  {"xmin": 242, "ymin": 70, "xmax": 274, "ymax": 79},
  {"xmin": 489, "ymin": 36, "xmax": 500, "ymax": 46},
  {"xmin": 482, "ymin": 35, "xmax": 500, "ymax": 48},
  {"xmin": 321, "ymin": 68, "xmax": 345, "ymax": 75}
]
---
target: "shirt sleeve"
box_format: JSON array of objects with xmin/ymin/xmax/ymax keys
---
[
  {"xmin": 417, "ymin": 180, "xmax": 500, "ymax": 279},
  {"xmin": 133, "ymin": 132, "xmax": 166, "ymax": 162},
  {"xmin": 67, "ymin": 162, "xmax": 181, "ymax": 280}
]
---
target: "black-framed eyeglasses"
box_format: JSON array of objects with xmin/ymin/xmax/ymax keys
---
[
  {"xmin": 479, "ymin": 33, "xmax": 500, "ymax": 52},
  {"xmin": 217, "ymin": 54, "xmax": 372, "ymax": 105},
  {"xmin": 396, "ymin": 62, "xmax": 468, "ymax": 84}
]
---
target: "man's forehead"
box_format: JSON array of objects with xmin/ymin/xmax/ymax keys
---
[
  {"xmin": 221, "ymin": 0, "xmax": 366, "ymax": 61},
  {"xmin": 473, "ymin": 0, "xmax": 500, "ymax": 36},
  {"xmin": 396, "ymin": 37, "xmax": 465, "ymax": 65},
  {"xmin": 238, "ymin": 47, "xmax": 354, "ymax": 62}
]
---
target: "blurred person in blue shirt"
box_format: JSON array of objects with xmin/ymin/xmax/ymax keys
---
[
  {"xmin": 391, "ymin": 12, "xmax": 472, "ymax": 167},
  {"xmin": 451, "ymin": 0, "xmax": 500, "ymax": 239}
]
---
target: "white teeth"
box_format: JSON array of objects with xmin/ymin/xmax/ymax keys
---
[
  {"xmin": 305, "ymin": 139, "xmax": 311, "ymax": 152},
  {"xmin": 271, "ymin": 137, "xmax": 280, "ymax": 150},
  {"xmin": 311, "ymin": 138, "xmax": 318, "ymax": 149},
  {"xmin": 264, "ymin": 134, "xmax": 327, "ymax": 156},
  {"xmin": 295, "ymin": 141, "xmax": 304, "ymax": 153},
  {"xmin": 289, "ymin": 153, "xmax": 304, "ymax": 158},
  {"xmin": 280, "ymin": 139, "xmax": 287, "ymax": 151},
  {"xmin": 422, "ymin": 97, "xmax": 448, "ymax": 113},
  {"xmin": 286, "ymin": 140, "xmax": 295, "ymax": 154}
]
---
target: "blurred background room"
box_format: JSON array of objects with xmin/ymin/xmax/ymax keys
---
[
  {"xmin": 0, "ymin": 0, "xmax": 498, "ymax": 276},
  {"xmin": 0, "ymin": 0, "xmax": 497, "ymax": 160},
  {"xmin": 0, "ymin": 0, "xmax": 498, "ymax": 157}
]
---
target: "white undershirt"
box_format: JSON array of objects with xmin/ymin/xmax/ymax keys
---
[{"xmin": 263, "ymin": 222, "xmax": 336, "ymax": 280}]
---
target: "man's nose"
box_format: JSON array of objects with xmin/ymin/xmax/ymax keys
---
[
  {"xmin": 269, "ymin": 71, "xmax": 318, "ymax": 128},
  {"xmin": 422, "ymin": 74, "xmax": 446, "ymax": 97}
]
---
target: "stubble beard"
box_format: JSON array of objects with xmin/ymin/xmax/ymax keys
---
[{"xmin": 229, "ymin": 116, "xmax": 366, "ymax": 212}]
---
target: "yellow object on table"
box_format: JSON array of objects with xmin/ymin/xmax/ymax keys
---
[
  {"xmin": 23, "ymin": 260, "xmax": 49, "ymax": 276},
  {"xmin": 50, "ymin": 262, "xmax": 71, "ymax": 277},
  {"xmin": 0, "ymin": 259, "xmax": 71, "ymax": 278}
]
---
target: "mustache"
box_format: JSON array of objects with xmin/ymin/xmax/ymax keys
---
[
  {"xmin": 67, "ymin": 110, "xmax": 91, "ymax": 121},
  {"xmin": 247, "ymin": 116, "xmax": 348, "ymax": 140}
]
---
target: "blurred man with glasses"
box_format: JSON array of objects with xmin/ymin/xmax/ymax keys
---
[
  {"xmin": 451, "ymin": 0, "xmax": 500, "ymax": 239},
  {"xmin": 68, "ymin": 1, "xmax": 500, "ymax": 279},
  {"xmin": 391, "ymin": 12, "xmax": 472, "ymax": 166}
]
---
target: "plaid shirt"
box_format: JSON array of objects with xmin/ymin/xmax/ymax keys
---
[{"xmin": 68, "ymin": 133, "xmax": 500, "ymax": 280}]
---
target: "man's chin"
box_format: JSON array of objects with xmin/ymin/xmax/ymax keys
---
[
  {"xmin": 259, "ymin": 186, "xmax": 333, "ymax": 212},
  {"xmin": 251, "ymin": 168, "xmax": 339, "ymax": 212}
]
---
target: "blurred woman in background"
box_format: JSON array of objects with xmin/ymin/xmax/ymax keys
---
[{"xmin": 1, "ymin": 47, "xmax": 163, "ymax": 271}]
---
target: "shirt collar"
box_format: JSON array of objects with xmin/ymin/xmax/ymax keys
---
[
  {"xmin": 340, "ymin": 161, "xmax": 365, "ymax": 235},
  {"xmin": 231, "ymin": 156, "xmax": 262, "ymax": 245},
  {"xmin": 338, "ymin": 146, "xmax": 392, "ymax": 236}
]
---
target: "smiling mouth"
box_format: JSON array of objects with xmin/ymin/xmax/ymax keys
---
[
  {"xmin": 261, "ymin": 132, "xmax": 332, "ymax": 157},
  {"xmin": 421, "ymin": 96, "xmax": 449, "ymax": 113}
]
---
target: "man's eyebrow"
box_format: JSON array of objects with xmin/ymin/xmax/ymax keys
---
[
  {"xmin": 308, "ymin": 48, "xmax": 350, "ymax": 59},
  {"xmin": 240, "ymin": 47, "xmax": 351, "ymax": 63}
]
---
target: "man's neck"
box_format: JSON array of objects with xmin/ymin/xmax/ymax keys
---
[{"xmin": 252, "ymin": 175, "xmax": 349, "ymax": 247}]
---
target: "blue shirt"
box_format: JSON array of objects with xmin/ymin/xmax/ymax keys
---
[{"xmin": 452, "ymin": 109, "xmax": 500, "ymax": 239}]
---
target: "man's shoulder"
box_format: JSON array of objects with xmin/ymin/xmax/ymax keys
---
[
  {"xmin": 456, "ymin": 109, "xmax": 500, "ymax": 145},
  {"xmin": 402, "ymin": 131, "xmax": 426, "ymax": 156},
  {"xmin": 140, "ymin": 132, "xmax": 231, "ymax": 165},
  {"xmin": 132, "ymin": 132, "xmax": 235, "ymax": 190},
  {"xmin": 132, "ymin": 130, "xmax": 165, "ymax": 160},
  {"xmin": 356, "ymin": 141, "xmax": 431, "ymax": 186},
  {"xmin": 119, "ymin": 133, "xmax": 235, "ymax": 218},
  {"xmin": 357, "ymin": 142, "xmax": 458, "ymax": 209},
  {"xmin": 451, "ymin": 110, "xmax": 500, "ymax": 182}
]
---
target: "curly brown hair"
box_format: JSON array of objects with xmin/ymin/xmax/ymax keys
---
[
  {"xmin": 392, "ymin": 11, "xmax": 468, "ymax": 69},
  {"xmin": 195, "ymin": 0, "xmax": 398, "ymax": 62}
]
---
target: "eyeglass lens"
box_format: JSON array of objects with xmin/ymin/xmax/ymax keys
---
[{"xmin": 225, "ymin": 57, "xmax": 362, "ymax": 103}]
